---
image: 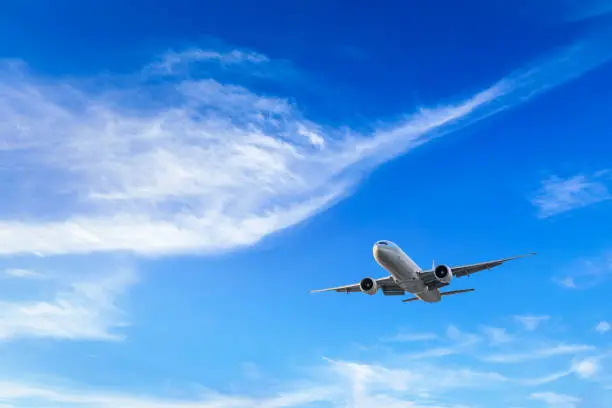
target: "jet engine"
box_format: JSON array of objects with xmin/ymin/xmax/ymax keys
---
[
  {"xmin": 433, "ymin": 264, "xmax": 453, "ymax": 284},
  {"xmin": 359, "ymin": 277, "xmax": 379, "ymax": 295}
]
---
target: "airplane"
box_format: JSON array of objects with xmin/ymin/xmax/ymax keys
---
[{"xmin": 310, "ymin": 240, "xmax": 535, "ymax": 303}]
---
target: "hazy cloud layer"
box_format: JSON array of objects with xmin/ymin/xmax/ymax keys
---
[{"xmin": 0, "ymin": 317, "xmax": 609, "ymax": 407}]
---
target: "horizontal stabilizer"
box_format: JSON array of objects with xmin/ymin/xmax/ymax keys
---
[{"xmin": 441, "ymin": 288, "xmax": 475, "ymax": 296}]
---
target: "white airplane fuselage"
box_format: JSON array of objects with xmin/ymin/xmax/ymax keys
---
[{"xmin": 373, "ymin": 241, "xmax": 442, "ymax": 302}]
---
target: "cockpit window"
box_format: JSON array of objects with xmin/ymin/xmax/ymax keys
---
[{"xmin": 377, "ymin": 241, "xmax": 389, "ymax": 245}]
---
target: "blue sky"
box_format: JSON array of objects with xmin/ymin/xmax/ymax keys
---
[{"xmin": 1, "ymin": 0, "xmax": 612, "ymax": 407}]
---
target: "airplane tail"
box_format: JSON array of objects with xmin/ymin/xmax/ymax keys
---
[{"xmin": 402, "ymin": 288, "xmax": 475, "ymax": 303}]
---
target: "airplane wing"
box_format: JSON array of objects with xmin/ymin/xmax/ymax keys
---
[
  {"xmin": 420, "ymin": 252, "xmax": 535, "ymax": 288},
  {"xmin": 449, "ymin": 252, "xmax": 536, "ymax": 278},
  {"xmin": 310, "ymin": 276, "xmax": 405, "ymax": 295}
]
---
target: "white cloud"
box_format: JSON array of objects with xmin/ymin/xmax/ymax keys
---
[
  {"xmin": 525, "ymin": 355, "xmax": 604, "ymax": 385},
  {"xmin": 1, "ymin": 33, "xmax": 611, "ymax": 258},
  {"xmin": 531, "ymin": 172, "xmax": 611, "ymax": 218},
  {"xmin": 0, "ymin": 60, "xmax": 499, "ymax": 257},
  {"xmin": 145, "ymin": 47, "xmax": 273, "ymax": 77},
  {"xmin": 521, "ymin": 370, "xmax": 574, "ymax": 386},
  {"xmin": 483, "ymin": 327, "xmax": 513, "ymax": 345},
  {"xmin": 381, "ymin": 331, "xmax": 438, "ymax": 342},
  {"xmin": 405, "ymin": 346, "xmax": 460, "ymax": 360},
  {"xmin": 530, "ymin": 391, "xmax": 580, "ymax": 408},
  {"xmin": 572, "ymin": 357, "xmax": 599, "ymax": 378},
  {"xmin": 0, "ymin": 266, "xmax": 135, "ymax": 341},
  {"xmin": 556, "ymin": 276, "xmax": 577, "ymax": 289},
  {"xmin": 554, "ymin": 251, "xmax": 612, "ymax": 290},
  {"xmin": 163, "ymin": 48, "xmax": 269, "ymax": 66},
  {"xmin": 514, "ymin": 315, "xmax": 550, "ymax": 331},
  {"xmin": 403, "ymin": 325, "xmax": 481, "ymax": 360},
  {"xmin": 324, "ymin": 357, "xmax": 508, "ymax": 406},
  {"xmin": 446, "ymin": 324, "xmax": 480, "ymax": 344},
  {"xmin": 2, "ymin": 268, "xmax": 42, "ymax": 279},
  {"xmin": 482, "ymin": 344, "xmax": 595, "ymax": 364},
  {"xmin": 595, "ymin": 321, "xmax": 611, "ymax": 334}
]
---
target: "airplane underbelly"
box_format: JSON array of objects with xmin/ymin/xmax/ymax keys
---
[
  {"xmin": 417, "ymin": 289, "xmax": 441, "ymax": 303},
  {"xmin": 374, "ymin": 247, "xmax": 423, "ymax": 292},
  {"xmin": 377, "ymin": 259, "xmax": 423, "ymax": 292},
  {"xmin": 398, "ymin": 278, "xmax": 426, "ymax": 293},
  {"xmin": 376, "ymin": 256, "xmax": 405, "ymax": 278}
]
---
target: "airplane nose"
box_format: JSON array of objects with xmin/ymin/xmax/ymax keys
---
[
  {"xmin": 373, "ymin": 242, "xmax": 392, "ymax": 264},
  {"xmin": 372, "ymin": 243, "xmax": 382, "ymax": 259}
]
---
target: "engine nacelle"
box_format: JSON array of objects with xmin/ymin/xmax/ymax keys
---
[
  {"xmin": 434, "ymin": 264, "xmax": 453, "ymax": 284},
  {"xmin": 359, "ymin": 277, "xmax": 379, "ymax": 295}
]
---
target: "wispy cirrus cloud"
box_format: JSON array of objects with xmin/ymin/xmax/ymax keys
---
[
  {"xmin": 0, "ymin": 316, "xmax": 606, "ymax": 408},
  {"xmin": 2, "ymin": 268, "xmax": 42, "ymax": 279},
  {"xmin": 522, "ymin": 369, "xmax": 576, "ymax": 386},
  {"xmin": 403, "ymin": 325, "xmax": 482, "ymax": 360},
  {"xmin": 149, "ymin": 48, "xmax": 270, "ymax": 75},
  {"xmin": 0, "ymin": 356, "xmax": 508, "ymax": 408},
  {"xmin": 1, "ymin": 31, "xmax": 612, "ymax": 258},
  {"xmin": 530, "ymin": 391, "xmax": 580, "ymax": 408},
  {"xmin": 0, "ymin": 379, "xmax": 337, "ymax": 408},
  {"xmin": 0, "ymin": 58, "xmax": 500, "ymax": 257},
  {"xmin": 554, "ymin": 251, "xmax": 612, "ymax": 290},
  {"xmin": 143, "ymin": 46, "xmax": 303, "ymax": 86},
  {"xmin": 482, "ymin": 344, "xmax": 595, "ymax": 364},
  {"xmin": 531, "ymin": 171, "xmax": 612, "ymax": 218},
  {"xmin": 0, "ymin": 264, "xmax": 135, "ymax": 342},
  {"xmin": 519, "ymin": 354, "xmax": 604, "ymax": 386},
  {"xmin": 515, "ymin": 314, "xmax": 551, "ymax": 331},
  {"xmin": 325, "ymin": 357, "xmax": 509, "ymax": 405},
  {"xmin": 380, "ymin": 331, "xmax": 438, "ymax": 342},
  {"xmin": 482, "ymin": 326, "xmax": 514, "ymax": 345}
]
